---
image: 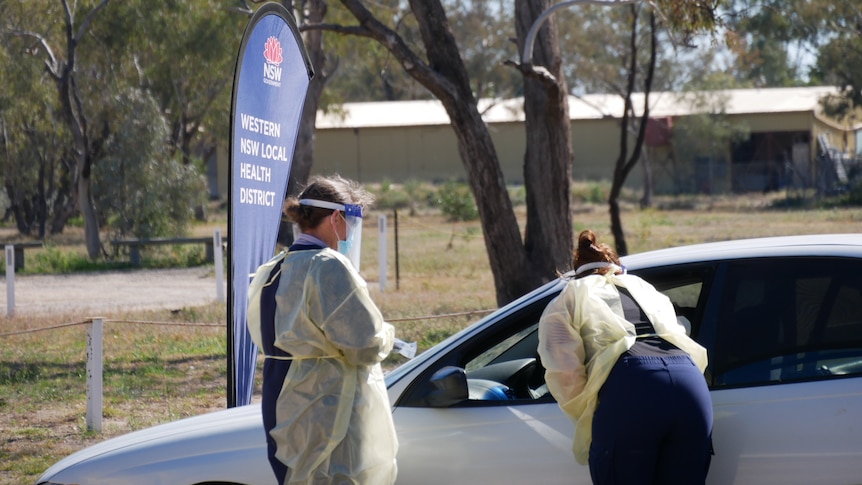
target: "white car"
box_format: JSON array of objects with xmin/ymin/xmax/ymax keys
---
[{"xmin": 38, "ymin": 234, "xmax": 862, "ymax": 485}]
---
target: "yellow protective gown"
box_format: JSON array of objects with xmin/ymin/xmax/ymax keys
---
[
  {"xmin": 249, "ymin": 247, "xmax": 397, "ymax": 485},
  {"xmin": 537, "ymin": 270, "xmax": 707, "ymax": 465}
]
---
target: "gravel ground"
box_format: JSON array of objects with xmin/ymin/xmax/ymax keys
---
[{"xmin": 0, "ymin": 267, "xmax": 224, "ymax": 316}]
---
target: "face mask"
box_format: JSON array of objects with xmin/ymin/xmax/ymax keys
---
[{"xmin": 299, "ymin": 199, "xmax": 363, "ymax": 271}]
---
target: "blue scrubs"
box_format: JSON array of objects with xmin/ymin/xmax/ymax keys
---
[
  {"xmin": 260, "ymin": 243, "xmax": 324, "ymax": 484},
  {"xmin": 589, "ymin": 354, "xmax": 713, "ymax": 485},
  {"xmin": 587, "ymin": 287, "xmax": 713, "ymax": 484}
]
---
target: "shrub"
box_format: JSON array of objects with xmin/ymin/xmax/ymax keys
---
[{"xmin": 437, "ymin": 181, "xmax": 478, "ymax": 221}]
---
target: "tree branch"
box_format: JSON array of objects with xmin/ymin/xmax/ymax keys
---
[
  {"xmin": 9, "ymin": 30, "xmax": 59, "ymax": 79},
  {"xmin": 300, "ymin": 22, "xmax": 369, "ymax": 37},
  {"xmin": 337, "ymin": 0, "xmax": 458, "ymax": 100},
  {"xmin": 75, "ymin": 0, "xmax": 110, "ymax": 43},
  {"xmin": 503, "ymin": 59, "xmax": 559, "ymax": 91}
]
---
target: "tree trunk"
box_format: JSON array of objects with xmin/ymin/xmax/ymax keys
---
[
  {"xmin": 609, "ymin": 6, "xmax": 656, "ymax": 257},
  {"xmin": 407, "ymin": 0, "xmax": 536, "ymax": 304},
  {"xmin": 52, "ymin": 0, "xmax": 108, "ymax": 258},
  {"xmin": 336, "ymin": 0, "xmax": 577, "ymax": 304},
  {"xmin": 287, "ymin": 0, "xmax": 328, "ymax": 200},
  {"xmin": 640, "ymin": 150, "xmax": 653, "ymax": 208},
  {"xmin": 277, "ymin": 0, "xmax": 329, "ymax": 248},
  {"xmin": 515, "ymin": 0, "xmax": 574, "ymax": 277},
  {"xmin": 78, "ymin": 173, "xmax": 102, "ymax": 257}
]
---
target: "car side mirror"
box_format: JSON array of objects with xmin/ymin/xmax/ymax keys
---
[{"xmin": 424, "ymin": 366, "xmax": 468, "ymax": 408}]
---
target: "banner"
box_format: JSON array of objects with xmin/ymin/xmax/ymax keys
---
[{"xmin": 228, "ymin": 3, "xmax": 313, "ymax": 407}]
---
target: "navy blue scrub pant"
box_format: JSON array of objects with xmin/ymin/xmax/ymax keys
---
[{"xmin": 589, "ymin": 354, "xmax": 713, "ymax": 485}]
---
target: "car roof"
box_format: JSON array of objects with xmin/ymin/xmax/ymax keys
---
[{"xmin": 621, "ymin": 233, "xmax": 862, "ymax": 270}]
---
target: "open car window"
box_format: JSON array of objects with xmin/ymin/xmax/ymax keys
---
[{"xmin": 396, "ymin": 293, "xmax": 557, "ymax": 407}]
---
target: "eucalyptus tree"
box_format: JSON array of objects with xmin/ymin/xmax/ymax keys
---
[
  {"xmin": 280, "ymin": 0, "xmax": 343, "ymax": 202},
  {"xmin": 0, "ymin": 40, "xmax": 74, "ymax": 237},
  {"xmin": 93, "ymin": 1, "xmax": 246, "ymax": 168},
  {"xmin": 724, "ymin": 0, "xmax": 815, "ymax": 87},
  {"xmin": 93, "ymin": 89, "xmax": 206, "ymax": 241},
  {"xmin": 551, "ymin": 1, "xmax": 726, "ymax": 256},
  {"xmin": 803, "ymin": 1, "xmax": 862, "ymax": 119},
  {"xmin": 286, "ymin": 0, "xmax": 522, "ymax": 244},
  {"xmin": 512, "ymin": 0, "xmax": 576, "ymax": 283},
  {"xmin": 1, "ymin": 0, "xmax": 244, "ymax": 249},
  {"xmin": 294, "ymin": 0, "xmax": 725, "ymax": 303},
  {"xmin": 1, "ymin": 0, "xmax": 110, "ymax": 257},
  {"xmin": 559, "ymin": 3, "xmax": 667, "ymax": 255},
  {"xmin": 308, "ymin": 0, "xmax": 561, "ymax": 304},
  {"xmin": 723, "ymin": 1, "xmax": 862, "ymax": 122}
]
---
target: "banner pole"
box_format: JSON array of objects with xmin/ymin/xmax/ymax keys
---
[{"xmin": 228, "ymin": 2, "xmax": 313, "ymax": 408}]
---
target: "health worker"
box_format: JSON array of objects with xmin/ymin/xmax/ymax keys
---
[
  {"xmin": 248, "ymin": 175, "xmax": 397, "ymax": 485},
  {"xmin": 538, "ymin": 229, "xmax": 713, "ymax": 485}
]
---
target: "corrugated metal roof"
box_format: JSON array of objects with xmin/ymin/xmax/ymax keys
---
[{"xmin": 316, "ymin": 86, "xmax": 839, "ymax": 129}]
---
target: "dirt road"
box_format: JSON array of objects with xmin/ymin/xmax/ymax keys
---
[{"xmin": 1, "ymin": 267, "xmax": 223, "ymax": 316}]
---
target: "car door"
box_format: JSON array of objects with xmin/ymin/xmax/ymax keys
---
[
  {"xmin": 701, "ymin": 257, "xmax": 862, "ymax": 485},
  {"xmin": 390, "ymin": 294, "xmax": 590, "ymax": 485},
  {"xmin": 389, "ymin": 265, "xmax": 719, "ymax": 485}
]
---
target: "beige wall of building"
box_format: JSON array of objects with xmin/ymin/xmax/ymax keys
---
[
  {"xmin": 212, "ymin": 87, "xmax": 857, "ymax": 198},
  {"xmin": 312, "ymin": 118, "xmax": 638, "ymax": 186}
]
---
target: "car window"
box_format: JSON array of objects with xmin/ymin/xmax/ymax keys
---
[
  {"xmin": 397, "ymin": 293, "xmax": 556, "ymax": 407},
  {"xmin": 712, "ymin": 257, "xmax": 862, "ymax": 388},
  {"xmin": 465, "ymin": 325, "xmax": 537, "ymax": 372},
  {"xmin": 632, "ymin": 263, "xmax": 715, "ymax": 339}
]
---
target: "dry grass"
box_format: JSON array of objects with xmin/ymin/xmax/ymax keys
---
[{"xmin": 2, "ymin": 192, "xmax": 861, "ymax": 485}]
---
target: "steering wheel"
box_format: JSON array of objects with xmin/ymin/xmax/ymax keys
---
[{"xmin": 505, "ymin": 358, "xmax": 542, "ymax": 399}]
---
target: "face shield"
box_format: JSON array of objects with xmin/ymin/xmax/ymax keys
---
[
  {"xmin": 299, "ymin": 199, "xmax": 363, "ymax": 271},
  {"xmin": 341, "ymin": 203, "xmax": 363, "ymax": 271}
]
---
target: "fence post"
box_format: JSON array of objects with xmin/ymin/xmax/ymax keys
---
[
  {"xmin": 86, "ymin": 318, "xmax": 103, "ymax": 433},
  {"xmin": 393, "ymin": 210, "xmax": 400, "ymax": 290},
  {"xmin": 5, "ymin": 245, "xmax": 14, "ymax": 317},
  {"xmin": 378, "ymin": 215, "xmax": 387, "ymax": 292},
  {"xmin": 214, "ymin": 229, "xmax": 225, "ymax": 302}
]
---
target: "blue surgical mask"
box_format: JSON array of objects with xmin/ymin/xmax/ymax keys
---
[{"xmin": 337, "ymin": 238, "xmax": 352, "ymax": 259}]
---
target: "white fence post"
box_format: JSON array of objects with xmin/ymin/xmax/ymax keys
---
[
  {"xmin": 214, "ymin": 229, "xmax": 225, "ymax": 302},
  {"xmin": 378, "ymin": 215, "xmax": 387, "ymax": 292},
  {"xmin": 5, "ymin": 245, "xmax": 14, "ymax": 317},
  {"xmin": 86, "ymin": 318, "xmax": 103, "ymax": 433}
]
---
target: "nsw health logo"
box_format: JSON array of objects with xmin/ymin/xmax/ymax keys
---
[{"xmin": 263, "ymin": 36, "xmax": 283, "ymax": 87}]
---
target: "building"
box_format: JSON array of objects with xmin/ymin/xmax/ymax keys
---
[{"xmin": 211, "ymin": 86, "xmax": 858, "ymax": 197}]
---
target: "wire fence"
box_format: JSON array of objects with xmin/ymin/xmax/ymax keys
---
[
  {"xmin": 0, "ymin": 305, "xmax": 496, "ymax": 434},
  {"xmin": 0, "ymin": 307, "xmax": 496, "ymax": 339}
]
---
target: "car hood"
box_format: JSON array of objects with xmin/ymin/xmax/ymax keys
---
[{"xmin": 38, "ymin": 404, "xmax": 268, "ymax": 485}]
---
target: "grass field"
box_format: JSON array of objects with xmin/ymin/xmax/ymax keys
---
[{"xmin": 2, "ymin": 191, "xmax": 861, "ymax": 485}]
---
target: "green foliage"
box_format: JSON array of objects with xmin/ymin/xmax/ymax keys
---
[
  {"xmin": 371, "ymin": 179, "xmax": 412, "ymax": 211},
  {"xmin": 508, "ymin": 185, "xmax": 526, "ymax": 207},
  {"xmin": 324, "ymin": 2, "xmax": 521, "ymax": 102},
  {"xmin": 652, "ymin": 0, "xmax": 726, "ymax": 35},
  {"xmin": 26, "ymin": 247, "xmax": 114, "ymax": 274},
  {"xmin": 421, "ymin": 328, "xmax": 457, "ymax": 349},
  {"xmin": 135, "ymin": 245, "xmax": 208, "ymax": 269},
  {"xmin": 0, "ymin": 1, "xmax": 237, "ymax": 240},
  {"xmin": 572, "ymin": 181, "xmax": 609, "ymax": 204},
  {"xmin": 437, "ymin": 181, "xmax": 479, "ymax": 221},
  {"xmin": 65, "ymin": 216, "xmax": 85, "ymax": 228},
  {"xmin": 93, "ymin": 89, "xmax": 206, "ymax": 240},
  {"xmin": 2, "ymin": 244, "xmax": 208, "ymax": 274},
  {"xmin": 0, "ymin": 15, "xmax": 74, "ymax": 236},
  {"xmin": 369, "ymin": 179, "xmax": 440, "ymax": 216}
]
